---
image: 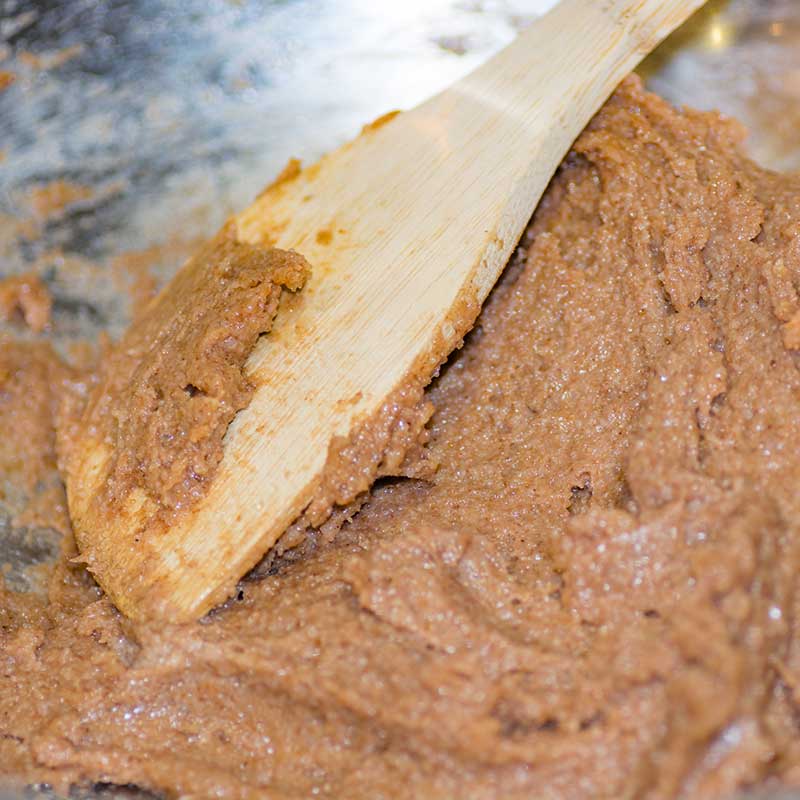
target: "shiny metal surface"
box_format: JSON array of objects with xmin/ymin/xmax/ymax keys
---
[
  {"xmin": 642, "ymin": 0, "xmax": 800, "ymax": 172},
  {"xmin": 1, "ymin": 0, "xmax": 799, "ymax": 797}
]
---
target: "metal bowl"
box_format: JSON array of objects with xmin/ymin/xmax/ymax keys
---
[{"xmin": 1, "ymin": 1, "xmax": 799, "ymax": 797}]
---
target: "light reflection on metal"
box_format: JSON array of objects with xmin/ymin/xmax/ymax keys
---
[{"xmin": 706, "ymin": 17, "xmax": 734, "ymax": 50}]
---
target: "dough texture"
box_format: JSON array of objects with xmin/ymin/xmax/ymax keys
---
[{"xmin": 2, "ymin": 78, "xmax": 800, "ymax": 799}]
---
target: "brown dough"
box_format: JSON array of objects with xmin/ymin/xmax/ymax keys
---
[
  {"xmin": 2, "ymin": 77, "xmax": 800, "ymax": 799},
  {"xmin": 63, "ymin": 224, "xmax": 310, "ymax": 546}
]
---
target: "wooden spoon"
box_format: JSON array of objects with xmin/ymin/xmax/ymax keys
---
[{"xmin": 67, "ymin": 0, "xmax": 706, "ymax": 621}]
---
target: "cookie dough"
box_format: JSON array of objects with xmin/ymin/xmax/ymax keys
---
[
  {"xmin": 2, "ymin": 77, "xmax": 800, "ymax": 799},
  {"xmin": 62, "ymin": 224, "xmax": 310, "ymax": 560}
]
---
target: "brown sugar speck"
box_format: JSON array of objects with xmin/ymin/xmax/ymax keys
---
[
  {"xmin": 315, "ymin": 228, "xmax": 333, "ymax": 245},
  {"xmin": 0, "ymin": 273, "xmax": 52, "ymax": 332},
  {"xmin": 0, "ymin": 70, "xmax": 16, "ymax": 91},
  {"xmin": 782, "ymin": 312, "xmax": 800, "ymax": 350}
]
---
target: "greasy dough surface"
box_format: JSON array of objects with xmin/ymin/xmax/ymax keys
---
[
  {"xmin": 63, "ymin": 225, "xmax": 309, "ymax": 589},
  {"xmin": 3, "ymin": 78, "xmax": 800, "ymax": 799}
]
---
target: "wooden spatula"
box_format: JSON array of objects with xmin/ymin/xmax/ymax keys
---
[{"xmin": 66, "ymin": 0, "xmax": 705, "ymax": 622}]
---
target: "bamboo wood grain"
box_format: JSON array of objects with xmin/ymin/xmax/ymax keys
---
[{"xmin": 69, "ymin": 0, "xmax": 706, "ymax": 621}]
